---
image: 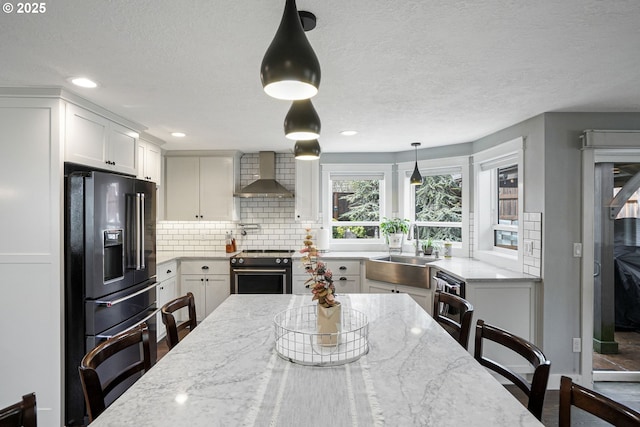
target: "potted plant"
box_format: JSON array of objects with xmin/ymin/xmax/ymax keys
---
[
  {"xmin": 422, "ymin": 237, "xmax": 435, "ymax": 255},
  {"xmin": 380, "ymin": 217, "xmax": 410, "ymax": 252}
]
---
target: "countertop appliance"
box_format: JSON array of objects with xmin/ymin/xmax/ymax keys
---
[
  {"xmin": 64, "ymin": 165, "xmax": 157, "ymax": 426},
  {"xmin": 230, "ymin": 250, "xmax": 293, "ymax": 294}
]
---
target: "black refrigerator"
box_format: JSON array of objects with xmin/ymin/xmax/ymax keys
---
[{"xmin": 64, "ymin": 165, "xmax": 157, "ymax": 426}]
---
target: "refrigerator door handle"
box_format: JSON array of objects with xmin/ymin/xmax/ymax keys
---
[
  {"xmin": 95, "ymin": 283, "xmax": 157, "ymax": 307},
  {"xmin": 140, "ymin": 193, "xmax": 145, "ymax": 270},
  {"xmin": 135, "ymin": 193, "xmax": 144, "ymax": 270},
  {"xmin": 95, "ymin": 308, "xmax": 160, "ymax": 339}
]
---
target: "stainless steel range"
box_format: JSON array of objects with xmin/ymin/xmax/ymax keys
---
[{"xmin": 230, "ymin": 250, "xmax": 293, "ymax": 294}]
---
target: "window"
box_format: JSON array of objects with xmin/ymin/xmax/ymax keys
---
[
  {"xmin": 400, "ymin": 156, "xmax": 469, "ymax": 255},
  {"xmin": 474, "ymin": 137, "xmax": 524, "ymax": 269},
  {"xmin": 322, "ymin": 164, "xmax": 392, "ymax": 246},
  {"xmin": 414, "ymin": 172, "xmax": 463, "ymax": 242}
]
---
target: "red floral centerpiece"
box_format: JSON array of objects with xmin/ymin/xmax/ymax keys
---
[{"xmin": 300, "ymin": 228, "xmax": 341, "ymax": 346}]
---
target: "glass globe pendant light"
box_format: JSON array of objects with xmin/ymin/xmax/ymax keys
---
[
  {"xmin": 410, "ymin": 142, "xmax": 423, "ymax": 185},
  {"xmin": 284, "ymin": 99, "xmax": 321, "ymax": 140},
  {"xmin": 260, "ymin": 0, "xmax": 321, "ymax": 100},
  {"xmin": 294, "ymin": 139, "xmax": 321, "ymax": 160}
]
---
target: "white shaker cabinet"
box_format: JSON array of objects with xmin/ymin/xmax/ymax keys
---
[
  {"xmin": 165, "ymin": 155, "xmax": 239, "ymax": 221},
  {"xmin": 156, "ymin": 260, "xmax": 178, "ymax": 341},
  {"xmin": 65, "ymin": 103, "xmax": 137, "ymax": 175},
  {"xmin": 295, "ymin": 158, "xmax": 319, "ymax": 221},
  {"xmin": 328, "ymin": 259, "xmax": 361, "ymax": 294},
  {"xmin": 137, "ymin": 138, "xmax": 162, "ymax": 185},
  {"xmin": 364, "ymin": 279, "xmax": 431, "ymax": 313},
  {"xmin": 180, "ymin": 260, "xmax": 230, "ymax": 322}
]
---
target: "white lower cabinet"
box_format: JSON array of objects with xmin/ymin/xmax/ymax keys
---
[
  {"xmin": 329, "ymin": 259, "xmax": 361, "ymax": 294},
  {"xmin": 364, "ymin": 279, "xmax": 432, "ymax": 313},
  {"xmin": 180, "ymin": 260, "xmax": 230, "ymax": 322},
  {"xmin": 156, "ymin": 260, "xmax": 178, "ymax": 341}
]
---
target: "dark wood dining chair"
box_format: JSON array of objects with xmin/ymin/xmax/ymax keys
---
[
  {"xmin": 0, "ymin": 393, "xmax": 36, "ymax": 427},
  {"xmin": 559, "ymin": 376, "xmax": 640, "ymax": 426},
  {"xmin": 161, "ymin": 292, "xmax": 197, "ymax": 350},
  {"xmin": 474, "ymin": 319, "xmax": 551, "ymax": 421},
  {"xmin": 432, "ymin": 290, "xmax": 474, "ymax": 350},
  {"xmin": 78, "ymin": 322, "xmax": 152, "ymax": 422}
]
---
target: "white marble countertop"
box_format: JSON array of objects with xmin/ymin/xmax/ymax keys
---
[{"xmin": 91, "ymin": 294, "xmax": 542, "ymax": 427}]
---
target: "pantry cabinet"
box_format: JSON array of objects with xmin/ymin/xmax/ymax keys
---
[
  {"xmin": 165, "ymin": 155, "xmax": 239, "ymax": 221},
  {"xmin": 180, "ymin": 260, "xmax": 230, "ymax": 322},
  {"xmin": 65, "ymin": 103, "xmax": 137, "ymax": 175},
  {"xmin": 137, "ymin": 138, "xmax": 162, "ymax": 185}
]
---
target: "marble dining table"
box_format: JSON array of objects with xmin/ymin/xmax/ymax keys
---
[{"xmin": 90, "ymin": 293, "xmax": 543, "ymax": 426}]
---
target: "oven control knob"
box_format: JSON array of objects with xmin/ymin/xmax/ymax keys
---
[
  {"xmin": 283, "ymin": 259, "xmax": 289, "ymax": 264},
  {"xmin": 275, "ymin": 258, "xmax": 281, "ymax": 264},
  {"xmin": 238, "ymin": 258, "xmax": 244, "ymax": 264},
  {"xmin": 231, "ymin": 258, "xmax": 236, "ymax": 264}
]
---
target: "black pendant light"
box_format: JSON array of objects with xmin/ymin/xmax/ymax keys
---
[
  {"xmin": 410, "ymin": 142, "xmax": 423, "ymax": 185},
  {"xmin": 294, "ymin": 139, "xmax": 321, "ymax": 160},
  {"xmin": 260, "ymin": 0, "xmax": 321, "ymax": 100},
  {"xmin": 284, "ymin": 99, "xmax": 321, "ymax": 140}
]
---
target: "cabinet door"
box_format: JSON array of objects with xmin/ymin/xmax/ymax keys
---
[
  {"xmin": 334, "ymin": 276, "xmax": 360, "ymax": 294},
  {"xmin": 138, "ymin": 140, "xmax": 162, "ymax": 184},
  {"xmin": 295, "ymin": 159, "xmax": 319, "ymax": 221},
  {"xmin": 364, "ymin": 281, "xmax": 396, "ymax": 294},
  {"xmin": 65, "ymin": 103, "xmax": 109, "ymax": 167},
  {"xmin": 199, "ymin": 157, "xmax": 235, "ymax": 220},
  {"xmin": 181, "ymin": 275, "xmax": 206, "ymax": 322},
  {"xmin": 293, "ymin": 275, "xmax": 310, "ymax": 295},
  {"xmin": 108, "ymin": 122, "xmax": 137, "ymax": 175},
  {"xmin": 396, "ymin": 284, "xmax": 431, "ymax": 313},
  {"xmin": 205, "ymin": 275, "xmax": 230, "ymax": 316},
  {"xmin": 166, "ymin": 157, "xmax": 200, "ymax": 220},
  {"xmin": 156, "ymin": 276, "xmax": 178, "ymax": 340}
]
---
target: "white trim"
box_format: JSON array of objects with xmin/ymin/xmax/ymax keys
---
[
  {"xmin": 321, "ymin": 164, "xmax": 393, "ymax": 251},
  {"xmin": 473, "ymin": 137, "xmax": 525, "ymax": 272}
]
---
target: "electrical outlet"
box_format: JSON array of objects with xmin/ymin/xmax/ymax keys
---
[
  {"xmin": 573, "ymin": 243, "xmax": 582, "ymax": 258},
  {"xmin": 572, "ymin": 337, "xmax": 581, "ymax": 353}
]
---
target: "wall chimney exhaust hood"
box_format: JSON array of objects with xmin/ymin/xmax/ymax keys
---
[{"xmin": 235, "ymin": 151, "xmax": 294, "ymax": 198}]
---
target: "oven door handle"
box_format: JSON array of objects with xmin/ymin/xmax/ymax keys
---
[
  {"xmin": 232, "ymin": 268, "xmax": 288, "ymax": 274},
  {"xmin": 94, "ymin": 283, "xmax": 157, "ymax": 307}
]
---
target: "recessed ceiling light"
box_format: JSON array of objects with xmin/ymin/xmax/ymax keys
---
[
  {"xmin": 70, "ymin": 77, "xmax": 98, "ymax": 88},
  {"xmin": 340, "ymin": 130, "xmax": 358, "ymax": 136},
  {"xmin": 171, "ymin": 132, "xmax": 186, "ymax": 138}
]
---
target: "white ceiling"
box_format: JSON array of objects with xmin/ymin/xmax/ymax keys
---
[{"xmin": 2, "ymin": 0, "xmax": 640, "ymax": 154}]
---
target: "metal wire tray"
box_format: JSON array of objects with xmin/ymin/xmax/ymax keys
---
[{"xmin": 273, "ymin": 305, "xmax": 369, "ymax": 366}]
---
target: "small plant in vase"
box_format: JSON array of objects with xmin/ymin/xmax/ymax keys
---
[
  {"xmin": 380, "ymin": 217, "xmax": 410, "ymax": 253},
  {"xmin": 422, "ymin": 237, "xmax": 435, "ymax": 255},
  {"xmin": 300, "ymin": 228, "xmax": 340, "ymax": 346}
]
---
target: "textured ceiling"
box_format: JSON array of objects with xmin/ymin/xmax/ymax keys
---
[{"xmin": 1, "ymin": 0, "xmax": 640, "ymax": 154}]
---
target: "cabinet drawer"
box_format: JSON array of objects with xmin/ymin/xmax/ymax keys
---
[
  {"xmin": 334, "ymin": 275, "xmax": 360, "ymax": 293},
  {"xmin": 157, "ymin": 260, "xmax": 178, "ymax": 282},
  {"xmin": 181, "ymin": 260, "xmax": 228, "ymax": 275},
  {"xmin": 328, "ymin": 259, "xmax": 361, "ymax": 275}
]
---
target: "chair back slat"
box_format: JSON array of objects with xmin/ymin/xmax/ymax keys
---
[
  {"xmin": 559, "ymin": 376, "xmax": 640, "ymax": 426},
  {"xmin": 78, "ymin": 323, "xmax": 152, "ymax": 422},
  {"xmin": 0, "ymin": 393, "xmax": 37, "ymax": 427},
  {"xmin": 161, "ymin": 292, "xmax": 197, "ymax": 350},
  {"xmin": 433, "ymin": 291, "xmax": 474, "ymax": 350},
  {"xmin": 474, "ymin": 319, "xmax": 551, "ymax": 421}
]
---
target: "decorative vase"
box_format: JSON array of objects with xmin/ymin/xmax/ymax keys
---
[
  {"xmin": 317, "ymin": 303, "xmax": 341, "ymax": 346},
  {"xmin": 387, "ymin": 233, "xmax": 404, "ymax": 253}
]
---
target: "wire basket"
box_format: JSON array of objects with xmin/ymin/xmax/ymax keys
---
[{"xmin": 273, "ymin": 305, "xmax": 369, "ymax": 366}]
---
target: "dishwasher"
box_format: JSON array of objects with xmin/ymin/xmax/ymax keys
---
[{"xmin": 433, "ymin": 270, "xmax": 466, "ymax": 315}]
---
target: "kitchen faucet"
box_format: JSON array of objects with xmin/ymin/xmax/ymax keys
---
[{"xmin": 414, "ymin": 224, "xmax": 422, "ymax": 256}]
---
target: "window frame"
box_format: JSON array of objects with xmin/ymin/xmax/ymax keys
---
[
  {"xmin": 321, "ymin": 164, "xmax": 393, "ymax": 251},
  {"xmin": 399, "ymin": 156, "xmax": 470, "ymax": 256},
  {"xmin": 473, "ymin": 137, "xmax": 524, "ymax": 270}
]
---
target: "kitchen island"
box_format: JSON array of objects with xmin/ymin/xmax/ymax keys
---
[{"xmin": 90, "ymin": 294, "xmax": 541, "ymax": 426}]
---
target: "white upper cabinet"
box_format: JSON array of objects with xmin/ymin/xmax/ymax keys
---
[
  {"xmin": 295, "ymin": 159, "xmax": 319, "ymax": 221},
  {"xmin": 65, "ymin": 103, "xmax": 137, "ymax": 175},
  {"xmin": 165, "ymin": 155, "xmax": 239, "ymax": 221},
  {"xmin": 137, "ymin": 138, "xmax": 162, "ymax": 185}
]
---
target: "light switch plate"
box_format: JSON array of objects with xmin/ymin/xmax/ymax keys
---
[
  {"xmin": 524, "ymin": 240, "xmax": 533, "ymax": 256},
  {"xmin": 573, "ymin": 243, "xmax": 582, "ymax": 257}
]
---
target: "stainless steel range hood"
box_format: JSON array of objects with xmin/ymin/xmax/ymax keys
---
[{"xmin": 234, "ymin": 151, "xmax": 294, "ymax": 198}]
